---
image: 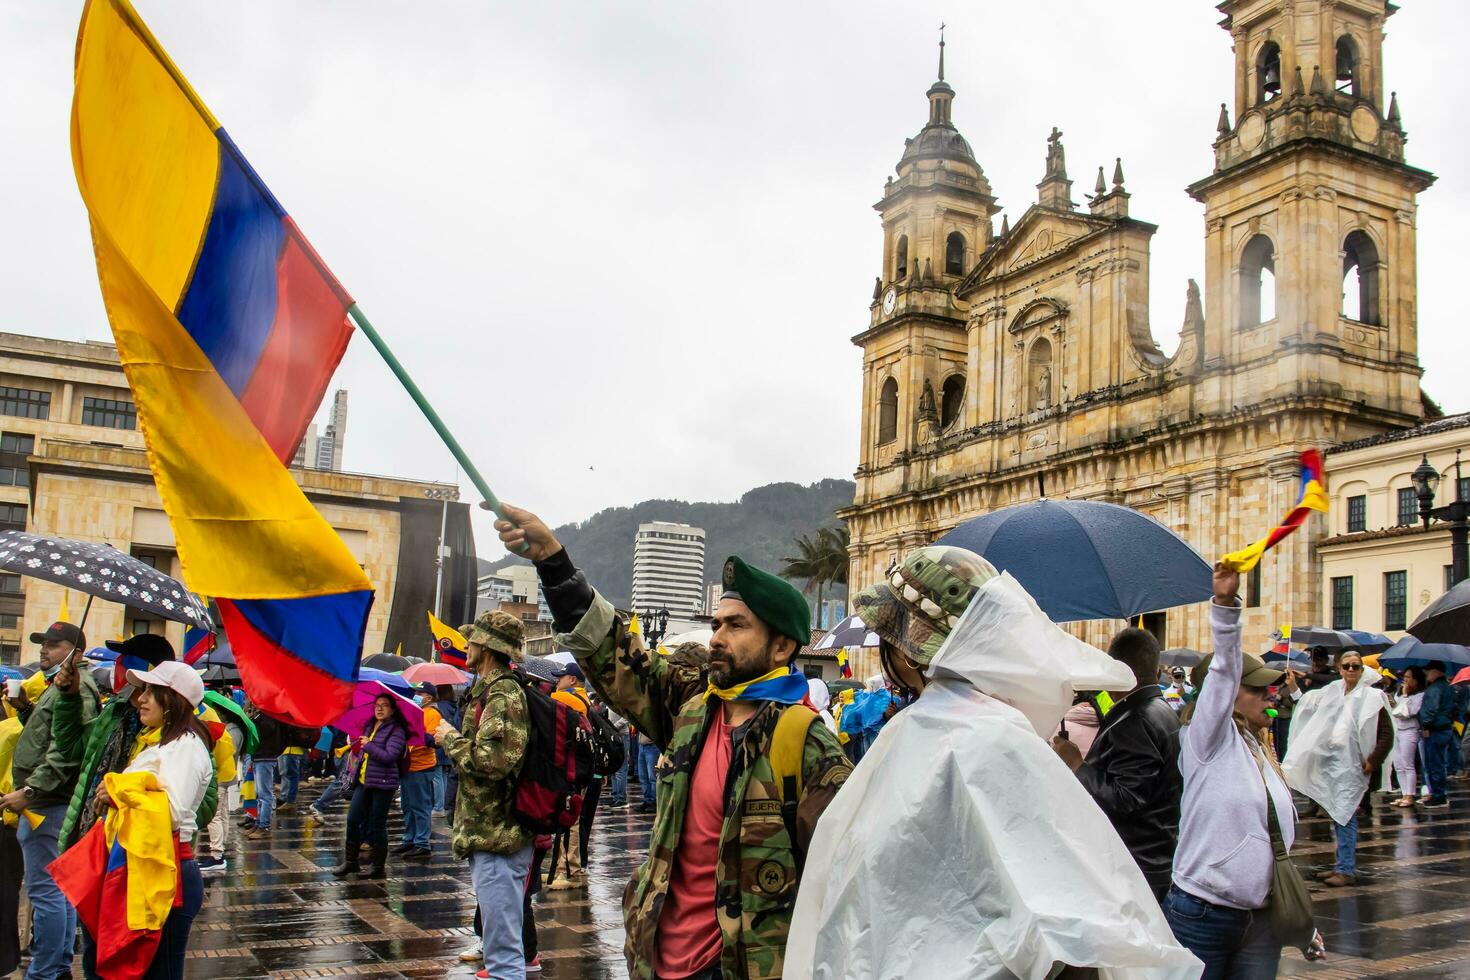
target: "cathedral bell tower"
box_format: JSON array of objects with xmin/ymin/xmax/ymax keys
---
[
  {"xmin": 857, "ymin": 33, "xmax": 999, "ymax": 480},
  {"xmin": 1188, "ymin": 0, "xmax": 1435, "ymax": 428}
]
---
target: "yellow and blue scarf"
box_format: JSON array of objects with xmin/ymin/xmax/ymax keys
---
[{"xmin": 704, "ymin": 666, "xmax": 810, "ymax": 705}]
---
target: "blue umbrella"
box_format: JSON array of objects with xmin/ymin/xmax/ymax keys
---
[
  {"xmin": 1377, "ymin": 635, "xmax": 1470, "ymax": 672},
  {"xmin": 358, "ymin": 666, "xmax": 413, "ymax": 698},
  {"xmin": 935, "ymin": 499, "xmax": 1213, "ymax": 622},
  {"xmin": 0, "ymin": 666, "xmax": 20, "ymax": 682},
  {"xmin": 84, "ymin": 646, "xmax": 116, "ymax": 662}
]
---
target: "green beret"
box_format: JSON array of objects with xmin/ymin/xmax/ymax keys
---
[{"xmin": 720, "ymin": 555, "xmax": 810, "ymax": 646}]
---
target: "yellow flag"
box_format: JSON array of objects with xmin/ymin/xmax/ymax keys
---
[
  {"xmin": 629, "ymin": 613, "xmax": 642, "ymax": 637},
  {"xmin": 58, "ymin": 590, "xmax": 70, "ymax": 624}
]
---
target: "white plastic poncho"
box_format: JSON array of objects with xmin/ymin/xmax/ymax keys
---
[
  {"xmin": 1282, "ymin": 670, "xmax": 1392, "ymax": 826},
  {"xmin": 785, "ymin": 573, "xmax": 1202, "ymax": 980}
]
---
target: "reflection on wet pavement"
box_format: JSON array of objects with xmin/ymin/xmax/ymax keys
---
[{"xmin": 165, "ymin": 779, "xmax": 1470, "ymax": 977}]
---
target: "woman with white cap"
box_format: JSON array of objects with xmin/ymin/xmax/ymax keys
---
[{"xmin": 85, "ymin": 660, "xmax": 213, "ymax": 978}]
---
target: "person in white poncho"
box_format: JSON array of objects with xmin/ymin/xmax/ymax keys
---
[
  {"xmin": 1281, "ymin": 649, "xmax": 1393, "ymax": 887},
  {"xmin": 784, "ymin": 546, "xmax": 1201, "ymax": 980}
]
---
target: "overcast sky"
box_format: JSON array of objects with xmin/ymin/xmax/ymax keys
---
[{"xmin": 2, "ymin": 1, "xmax": 1464, "ymax": 552}]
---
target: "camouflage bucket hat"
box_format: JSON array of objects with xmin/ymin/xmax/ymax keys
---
[
  {"xmin": 852, "ymin": 545, "xmax": 998, "ymax": 666},
  {"xmin": 467, "ymin": 610, "xmax": 525, "ymax": 662}
]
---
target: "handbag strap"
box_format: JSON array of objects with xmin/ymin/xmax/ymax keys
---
[{"xmin": 1248, "ymin": 737, "xmax": 1291, "ymax": 861}]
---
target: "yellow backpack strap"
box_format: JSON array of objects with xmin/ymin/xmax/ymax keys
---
[{"xmin": 771, "ymin": 704, "xmax": 819, "ymax": 870}]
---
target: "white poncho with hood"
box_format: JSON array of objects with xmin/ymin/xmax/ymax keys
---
[
  {"xmin": 1282, "ymin": 667, "xmax": 1392, "ymax": 826},
  {"xmin": 784, "ymin": 572, "xmax": 1202, "ymax": 980}
]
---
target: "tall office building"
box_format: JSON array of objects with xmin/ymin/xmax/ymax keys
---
[
  {"xmin": 291, "ymin": 389, "xmax": 348, "ymax": 471},
  {"xmin": 631, "ymin": 522, "xmax": 706, "ymax": 618}
]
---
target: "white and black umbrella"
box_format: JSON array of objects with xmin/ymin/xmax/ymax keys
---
[
  {"xmin": 0, "ymin": 530, "xmax": 211, "ymax": 631},
  {"xmin": 813, "ymin": 615, "xmax": 880, "ymax": 651},
  {"xmin": 1410, "ymin": 579, "xmax": 1470, "ymax": 645}
]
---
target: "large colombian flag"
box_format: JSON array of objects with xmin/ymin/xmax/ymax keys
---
[{"xmin": 72, "ymin": 0, "xmax": 372, "ymax": 725}]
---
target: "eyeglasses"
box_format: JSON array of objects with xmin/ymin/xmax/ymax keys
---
[{"xmin": 1340, "ymin": 664, "xmax": 1363, "ymax": 672}]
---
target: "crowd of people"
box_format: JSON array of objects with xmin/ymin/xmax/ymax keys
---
[{"xmin": 0, "ymin": 507, "xmax": 1464, "ymax": 979}]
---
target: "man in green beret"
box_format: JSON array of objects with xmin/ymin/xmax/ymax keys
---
[{"xmin": 495, "ymin": 504, "xmax": 851, "ymax": 980}]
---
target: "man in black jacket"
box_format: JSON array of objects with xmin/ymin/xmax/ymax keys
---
[{"xmin": 1051, "ymin": 627, "xmax": 1182, "ymax": 901}]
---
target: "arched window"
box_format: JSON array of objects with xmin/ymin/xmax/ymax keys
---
[
  {"xmin": 940, "ymin": 375, "xmax": 965, "ymax": 428},
  {"xmin": 878, "ymin": 378, "xmax": 898, "ymax": 444},
  {"xmin": 1028, "ymin": 338, "xmax": 1054, "ymax": 413},
  {"xmin": 895, "ymin": 236, "xmax": 909, "ymax": 281},
  {"xmin": 1335, "ymin": 36, "xmax": 1360, "ymax": 97},
  {"xmin": 944, "ymin": 232, "xmax": 966, "ymax": 276},
  {"xmin": 1239, "ymin": 234, "xmax": 1277, "ymax": 327},
  {"xmin": 1257, "ymin": 42, "xmax": 1283, "ymax": 104},
  {"xmin": 1342, "ymin": 230, "xmax": 1381, "ymax": 324}
]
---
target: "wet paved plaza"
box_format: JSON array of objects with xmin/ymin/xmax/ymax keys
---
[{"xmin": 147, "ymin": 778, "xmax": 1470, "ymax": 978}]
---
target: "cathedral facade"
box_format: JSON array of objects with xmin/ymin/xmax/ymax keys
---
[{"xmin": 842, "ymin": 0, "xmax": 1436, "ymax": 657}]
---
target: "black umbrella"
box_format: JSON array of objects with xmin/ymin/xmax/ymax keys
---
[
  {"xmin": 200, "ymin": 663, "xmax": 241, "ymax": 684},
  {"xmin": 194, "ymin": 636, "xmax": 235, "ymax": 668},
  {"xmin": 1289, "ymin": 626, "xmax": 1357, "ymax": 649},
  {"xmin": 90, "ymin": 665, "xmax": 113, "ymax": 689},
  {"xmin": 0, "ymin": 531, "xmax": 211, "ymax": 631},
  {"xmin": 363, "ymin": 652, "xmax": 411, "ymax": 672},
  {"xmin": 1159, "ymin": 648, "xmax": 1205, "ymax": 668},
  {"xmin": 1409, "ymin": 579, "xmax": 1470, "ymax": 645}
]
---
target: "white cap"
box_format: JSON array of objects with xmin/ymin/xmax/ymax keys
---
[{"xmin": 126, "ymin": 660, "xmax": 205, "ymax": 707}]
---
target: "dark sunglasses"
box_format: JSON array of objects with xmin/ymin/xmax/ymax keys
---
[{"xmin": 1340, "ymin": 664, "xmax": 1363, "ymax": 672}]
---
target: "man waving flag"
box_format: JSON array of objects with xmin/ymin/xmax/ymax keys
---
[{"xmin": 71, "ymin": 0, "xmax": 372, "ymax": 725}]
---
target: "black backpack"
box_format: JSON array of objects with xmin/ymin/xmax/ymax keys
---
[
  {"xmin": 478, "ymin": 675, "xmax": 595, "ymax": 834},
  {"xmin": 574, "ymin": 694, "xmax": 627, "ymax": 778}
]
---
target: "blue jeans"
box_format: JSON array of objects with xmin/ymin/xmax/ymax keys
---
[
  {"xmin": 469, "ymin": 845, "xmax": 533, "ymax": 980},
  {"xmin": 609, "ymin": 740, "xmax": 629, "ymax": 803},
  {"xmin": 1163, "ymin": 887, "xmax": 1280, "ymax": 979},
  {"xmin": 1425, "ymin": 728, "xmax": 1453, "ymax": 800},
  {"xmin": 254, "ymin": 759, "xmax": 278, "ymax": 829},
  {"xmin": 399, "ymin": 769, "xmax": 434, "ymax": 848},
  {"xmin": 637, "ymin": 742, "xmax": 660, "ymax": 805},
  {"xmin": 312, "ymin": 773, "xmax": 349, "ymax": 813},
  {"xmin": 280, "ymin": 753, "xmax": 302, "ymax": 803},
  {"xmin": 1334, "ymin": 812, "xmax": 1358, "ymax": 875},
  {"xmin": 432, "ymin": 764, "xmax": 447, "ymax": 812},
  {"xmin": 20, "ymin": 802, "xmax": 73, "ymax": 980}
]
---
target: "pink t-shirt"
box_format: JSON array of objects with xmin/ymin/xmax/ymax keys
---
[{"xmin": 655, "ymin": 709, "xmax": 732, "ymax": 978}]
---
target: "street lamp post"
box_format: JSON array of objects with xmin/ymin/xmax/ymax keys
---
[
  {"xmin": 424, "ymin": 487, "xmax": 461, "ymax": 619},
  {"xmin": 1411, "ymin": 450, "xmax": 1470, "ymax": 587}
]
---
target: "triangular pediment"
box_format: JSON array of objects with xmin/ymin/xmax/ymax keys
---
[{"xmin": 956, "ymin": 207, "xmax": 1114, "ymax": 296}]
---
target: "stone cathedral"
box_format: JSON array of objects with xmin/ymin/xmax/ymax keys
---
[{"xmin": 841, "ymin": 0, "xmax": 1436, "ymax": 655}]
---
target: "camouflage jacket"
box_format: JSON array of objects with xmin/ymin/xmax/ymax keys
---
[
  {"xmin": 442, "ymin": 662, "xmax": 531, "ymax": 858},
  {"xmin": 557, "ymin": 589, "xmax": 851, "ymax": 980}
]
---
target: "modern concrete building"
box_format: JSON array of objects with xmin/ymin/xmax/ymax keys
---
[
  {"xmin": 292, "ymin": 388, "xmax": 349, "ymax": 471},
  {"xmin": 476, "ymin": 564, "xmax": 550, "ymax": 622},
  {"xmin": 0, "ymin": 332, "xmax": 475, "ymax": 663},
  {"xmin": 631, "ymin": 522, "xmax": 706, "ymax": 619}
]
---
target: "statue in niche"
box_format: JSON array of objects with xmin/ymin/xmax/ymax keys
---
[
  {"xmin": 916, "ymin": 379, "xmax": 940, "ymax": 445},
  {"xmin": 1036, "ymin": 366, "xmax": 1052, "ymax": 411}
]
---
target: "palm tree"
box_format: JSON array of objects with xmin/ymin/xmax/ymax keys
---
[{"xmin": 781, "ymin": 524, "xmax": 850, "ymax": 629}]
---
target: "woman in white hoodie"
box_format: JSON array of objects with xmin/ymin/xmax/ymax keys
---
[{"xmin": 1166, "ymin": 564, "xmax": 1295, "ymax": 978}]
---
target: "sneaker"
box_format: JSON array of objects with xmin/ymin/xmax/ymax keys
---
[
  {"xmin": 275, "ymin": 801, "xmax": 294, "ymax": 812},
  {"xmin": 606, "ymin": 799, "xmax": 626, "ymax": 809},
  {"xmin": 198, "ymin": 856, "xmax": 228, "ymax": 875},
  {"xmin": 1424, "ymin": 797, "xmax": 1450, "ymax": 809},
  {"xmin": 458, "ymin": 943, "xmax": 482, "ymax": 963},
  {"xmin": 238, "ymin": 817, "xmax": 257, "ymax": 829},
  {"xmin": 475, "ymin": 971, "xmax": 489, "ymax": 979},
  {"xmin": 245, "ymin": 826, "xmax": 272, "ymax": 840},
  {"xmin": 305, "ymin": 809, "xmax": 326, "ymax": 827},
  {"xmin": 404, "ymin": 846, "xmax": 432, "ymax": 861},
  {"xmin": 525, "ymin": 954, "xmax": 542, "ymax": 973},
  {"xmin": 1321, "ymin": 872, "xmax": 1355, "ymax": 887},
  {"xmin": 391, "ymin": 842, "xmax": 417, "ymax": 855}
]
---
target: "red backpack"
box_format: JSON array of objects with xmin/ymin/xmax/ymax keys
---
[{"xmin": 476, "ymin": 674, "xmax": 596, "ymax": 834}]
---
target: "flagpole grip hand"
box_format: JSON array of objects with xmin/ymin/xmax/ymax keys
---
[
  {"xmin": 495, "ymin": 504, "xmax": 562, "ymax": 563},
  {"xmin": 1212, "ymin": 562, "xmax": 1241, "ymax": 606}
]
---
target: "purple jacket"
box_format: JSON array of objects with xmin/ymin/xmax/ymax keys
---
[{"xmin": 355, "ymin": 717, "xmax": 407, "ymax": 791}]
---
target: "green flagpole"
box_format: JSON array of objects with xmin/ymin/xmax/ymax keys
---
[{"xmin": 347, "ymin": 304, "xmax": 505, "ymax": 519}]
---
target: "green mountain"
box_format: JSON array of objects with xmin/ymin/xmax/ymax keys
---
[{"xmin": 480, "ymin": 479, "xmax": 855, "ymax": 609}]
